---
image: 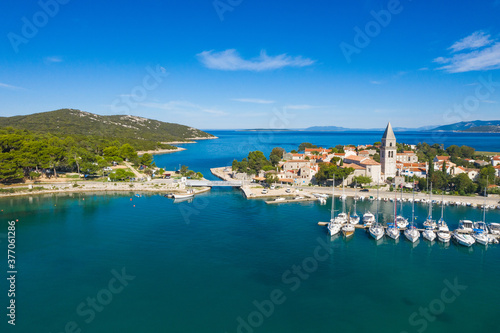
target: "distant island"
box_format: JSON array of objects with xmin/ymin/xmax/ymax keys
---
[{"xmin": 238, "ymin": 120, "xmax": 500, "ymax": 133}]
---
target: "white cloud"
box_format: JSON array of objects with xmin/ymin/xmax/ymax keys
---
[
  {"xmin": 448, "ymin": 31, "xmax": 493, "ymax": 53},
  {"xmin": 434, "ymin": 31, "xmax": 500, "ymax": 73},
  {"xmin": 0, "ymin": 82, "xmax": 24, "ymax": 90},
  {"xmin": 45, "ymin": 56, "xmax": 63, "ymax": 63},
  {"xmin": 232, "ymin": 98, "xmax": 275, "ymax": 104},
  {"xmin": 370, "ymin": 80, "xmax": 383, "ymax": 85},
  {"xmin": 284, "ymin": 104, "xmax": 322, "ymax": 110},
  {"xmin": 197, "ymin": 49, "xmax": 315, "ymax": 71}
]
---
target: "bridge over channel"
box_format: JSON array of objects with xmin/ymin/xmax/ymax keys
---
[{"xmin": 186, "ymin": 180, "xmax": 243, "ymax": 187}]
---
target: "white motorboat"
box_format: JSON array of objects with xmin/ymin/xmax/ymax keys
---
[
  {"xmin": 173, "ymin": 192, "xmax": 194, "ymax": 199},
  {"xmin": 422, "ymin": 226, "xmax": 436, "ymax": 242},
  {"xmin": 472, "ymin": 229, "xmax": 489, "ymax": 245},
  {"xmin": 336, "ymin": 212, "xmax": 348, "ymax": 224},
  {"xmin": 488, "ymin": 223, "xmax": 500, "ymax": 235},
  {"xmin": 458, "ymin": 220, "xmax": 474, "ymax": 233},
  {"xmin": 363, "ymin": 212, "xmax": 375, "ymax": 226},
  {"xmin": 453, "ymin": 230, "xmax": 475, "ymax": 247}
]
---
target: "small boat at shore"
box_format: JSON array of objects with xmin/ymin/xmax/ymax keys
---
[
  {"xmin": 369, "ymin": 184, "xmax": 384, "ymax": 241},
  {"xmin": 173, "ymin": 190, "xmax": 194, "ymax": 199},
  {"xmin": 363, "ymin": 212, "xmax": 375, "ymax": 227},
  {"xmin": 422, "ymin": 226, "xmax": 436, "ymax": 242},
  {"xmin": 342, "ymin": 220, "xmax": 355, "ymax": 238},
  {"xmin": 324, "ymin": 177, "xmax": 341, "ymax": 236},
  {"xmin": 437, "ymin": 193, "xmax": 451, "ymax": 242}
]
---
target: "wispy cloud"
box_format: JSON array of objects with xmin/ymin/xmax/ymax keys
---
[
  {"xmin": 434, "ymin": 30, "xmax": 500, "ymax": 73},
  {"xmin": 0, "ymin": 82, "xmax": 24, "ymax": 90},
  {"xmin": 448, "ymin": 31, "xmax": 493, "ymax": 52},
  {"xmin": 45, "ymin": 56, "xmax": 63, "ymax": 63},
  {"xmin": 197, "ymin": 49, "xmax": 315, "ymax": 71},
  {"xmin": 284, "ymin": 104, "xmax": 323, "ymax": 110},
  {"xmin": 232, "ymin": 98, "xmax": 275, "ymax": 104},
  {"xmin": 370, "ymin": 80, "xmax": 383, "ymax": 85},
  {"xmin": 482, "ymin": 100, "xmax": 497, "ymax": 104},
  {"xmin": 139, "ymin": 100, "xmax": 228, "ymax": 116}
]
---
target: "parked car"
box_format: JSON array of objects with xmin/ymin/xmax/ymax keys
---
[
  {"xmin": 285, "ymin": 188, "xmax": 291, "ymax": 193},
  {"xmin": 360, "ymin": 189, "xmax": 370, "ymax": 192},
  {"xmin": 270, "ymin": 185, "xmax": 275, "ymax": 190},
  {"xmin": 262, "ymin": 189, "xmax": 268, "ymax": 194}
]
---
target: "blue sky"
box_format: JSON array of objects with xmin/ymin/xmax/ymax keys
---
[{"xmin": 1, "ymin": 0, "xmax": 499, "ymax": 129}]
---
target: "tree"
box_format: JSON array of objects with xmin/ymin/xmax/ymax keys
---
[
  {"xmin": 109, "ymin": 169, "xmax": 135, "ymax": 181},
  {"xmin": 265, "ymin": 173, "xmax": 279, "ymax": 184},
  {"xmin": 315, "ymin": 163, "xmax": 354, "ymax": 183},
  {"xmin": 298, "ymin": 142, "xmax": 317, "ymax": 152},
  {"xmin": 180, "ymin": 165, "xmax": 189, "ymax": 176},
  {"xmin": 353, "ymin": 175, "xmax": 372, "ymax": 186},
  {"xmin": 451, "ymin": 173, "xmax": 476, "ymax": 195},
  {"xmin": 269, "ymin": 147, "xmax": 285, "ymax": 166},
  {"xmin": 139, "ymin": 153, "xmax": 154, "ymax": 167},
  {"xmin": 119, "ymin": 144, "xmax": 138, "ymax": 162}
]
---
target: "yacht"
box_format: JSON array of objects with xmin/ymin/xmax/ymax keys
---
[
  {"xmin": 458, "ymin": 220, "xmax": 474, "ymax": 233},
  {"xmin": 437, "ymin": 193, "xmax": 451, "ymax": 242},
  {"xmin": 423, "ymin": 183, "xmax": 437, "ymax": 229},
  {"xmin": 325, "ymin": 177, "xmax": 341, "ymax": 236},
  {"xmin": 363, "ymin": 212, "xmax": 375, "ymax": 226},
  {"xmin": 422, "ymin": 226, "xmax": 436, "ymax": 242},
  {"xmin": 369, "ymin": 184, "xmax": 384, "ymax": 240},
  {"xmin": 488, "ymin": 223, "xmax": 500, "ymax": 235},
  {"xmin": 404, "ymin": 188, "xmax": 420, "ymax": 243},
  {"xmin": 350, "ymin": 182, "xmax": 360, "ymax": 225},
  {"xmin": 472, "ymin": 227, "xmax": 489, "ymax": 245},
  {"xmin": 453, "ymin": 230, "xmax": 475, "ymax": 247},
  {"xmin": 395, "ymin": 185, "xmax": 408, "ymax": 229},
  {"xmin": 386, "ymin": 223, "xmax": 400, "ymax": 240},
  {"xmin": 342, "ymin": 222, "xmax": 355, "ymax": 238}
]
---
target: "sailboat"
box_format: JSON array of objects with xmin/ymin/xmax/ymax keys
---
[
  {"xmin": 350, "ymin": 181, "xmax": 360, "ymax": 225},
  {"xmin": 423, "ymin": 183, "xmax": 437, "ymax": 229},
  {"xmin": 369, "ymin": 182, "xmax": 384, "ymax": 240},
  {"xmin": 363, "ymin": 211, "xmax": 375, "ymax": 226},
  {"xmin": 326, "ymin": 177, "xmax": 341, "ymax": 236},
  {"xmin": 336, "ymin": 177, "xmax": 348, "ymax": 224},
  {"xmin": 404, "ymin": 187, "xmax": 420, "ymax": 243},
  {"xmin": 342, "ymin": 213, "xmax": 355, "ymax": 238},
  {"xmin": 395, "ymin": 185, "xmax": 408, "ymax": 229},
  {"xmin": 386, "ymin": 186, "xmax": 400, "ymax": 240},
  {"xmin": 437, "ymin": 192, "xmax": 451, "ymax": 242},
  {"xmin": 473, "ymin": 187, "xmax": 490, "ymax": 245}
]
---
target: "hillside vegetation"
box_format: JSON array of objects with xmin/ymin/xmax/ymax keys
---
[{"xmin": 0, "ymin": 109, "xmax": 215, "ymax": 150}]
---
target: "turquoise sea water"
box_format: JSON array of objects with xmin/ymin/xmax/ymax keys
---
[{"xmin": 2, "ymin": 130, "xmax": 500, "ymax": 333}]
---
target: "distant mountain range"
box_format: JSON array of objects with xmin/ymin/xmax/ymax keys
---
[
  {"xmin": 0, "ymin": 108, "xmax": 215, "ymax": 143},
  {"xmin": 302, "ymin": 120, "xmax": 500, "ymax": 133},
  {"xmin": 430, "ymin": 120, "xmax": 500, "ymax": 133},
  {"xmin": 303, "ymin": 125, "xmax": 437, "ymax": 132}
]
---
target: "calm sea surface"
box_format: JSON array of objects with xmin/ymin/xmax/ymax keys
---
[{"xmin": 1, "ymin": 130, "xmax": 500, "ymax": 333}]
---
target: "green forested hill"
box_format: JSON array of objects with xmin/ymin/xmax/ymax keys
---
[{"xmin": 0, "ymin": 109, "xmax": 215, "ymax": 143}]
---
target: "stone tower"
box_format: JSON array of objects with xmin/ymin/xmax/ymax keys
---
[{"xmin": 380, "ymin": 122, "xmax": 397, "ymax": 179}]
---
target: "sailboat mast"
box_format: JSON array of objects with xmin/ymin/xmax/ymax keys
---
[
  {"xmin": 331, "ymin": 175, "xmax": 335, "ymax": 221},
  {"xmin": 400, "ymin": 184, "xmax": 403, "ymax": 213},
  {"xmin": 394, "ymin": 185, "xmax": 398, "ymax": 224},
  {"xmin": 483, "ymin": 186, "xmax": 487, "ymax": 223},
  {"xmin": 376, "ymin": 180, "xmax": 380, "ymax": 224},
  {"xmin": 342, "ymin": 177, "xmax": 346, "ymax": 213},
  {"xmin": 412, "ymin": 187, "xmax": 415, "ymax": 227},
  {"xmin": 428, "ymin": 182, "xmax": 433, "ymax": 219},
  {"xmin": 354, "ymin": 180, "xmax": 357, "ymax": 212},
  {"xmin": 441, "ymin": 192, "xmax": 444, "ymax": 221}
]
